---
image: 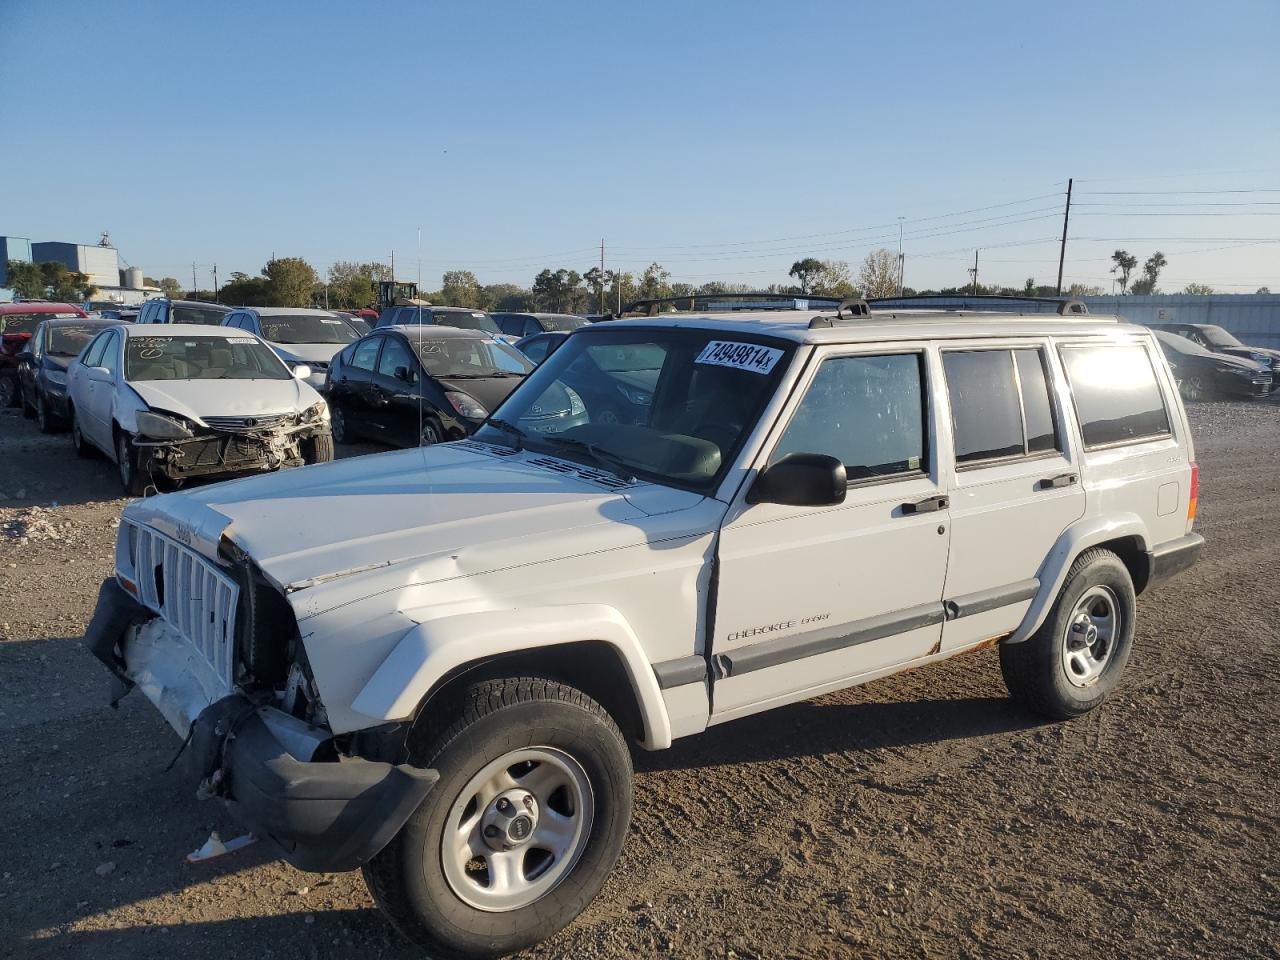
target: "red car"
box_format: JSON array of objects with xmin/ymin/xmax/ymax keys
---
[{"xmin": 0, "ymin": 302, "xmax": 88, "ymax": 407}]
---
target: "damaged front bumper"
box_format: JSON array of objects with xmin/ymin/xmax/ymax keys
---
[
  {"xmin": 135, "ymin": 421, "xmax": 329, "ymax": 481},
  {"xmin": 82, "ymin": 578, "xmax": 438, "ymax": 872}
]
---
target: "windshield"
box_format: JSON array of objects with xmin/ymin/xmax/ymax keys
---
[
  {"xmin": 125, "ymin": 335, "xmax": 292, "ymax": 381},
  {"xmin": 1199, "ymin": 325, "xmax": 1243, "ymax": 348},
  {"xmin": 540, "ymin": 314, "xmax": 588, "ymax": 332},
  {"xmin": 476, "ymin": 329, "xmax": 794, "ymax": 493},
  {"xmin": 170, "ymin": 305, "xmax": 231, "ymax": 326},
  {"xmin": 46, "ymin": 324, "xmax": 102, "ymax": 356},
  {"xmin": 433, "ymin": 311, "xmax": 501, "ymax": 334},
  {"xmin": 259, "ymin": 313, "xmax": 360, "ymax": 344},
  {"xmin": 414, "ymin": 338, "xmax": 533, "ymax": 378},
  {"xmin": 3, "ymin": 313, "xmax": 79, "ymax": 335}
]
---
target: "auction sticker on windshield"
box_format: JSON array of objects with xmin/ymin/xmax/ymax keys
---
[{"xmin": 695, "ymin": 340, "xmax": 784, "ymax": 374}]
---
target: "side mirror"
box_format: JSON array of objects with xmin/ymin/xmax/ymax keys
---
[
  {"xmin": 15, "ymin": 350, "xmax": 32, "ymax": 363},
  {"xmin": 292, "ymin": 364, "xmax": 312, "ymax": 380},
  {"xmin": 394, "ymin": 365, "xmax": 415, "ymax": 383},
  {"xmin": 88, "ymin": 365, "xmax": 113, "ymax": 382},
  {"xmin": 747, "ymin": 453, "xmax": 847, "ymax": 507}
]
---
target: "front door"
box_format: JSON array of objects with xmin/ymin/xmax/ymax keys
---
[
  {"xmin": 85, "ymin": 329, "xmax": 122, "ymax": 450},
  {"xmin": 937, "ymin": 342, "xmax": 1086, "ymax": 650},
  {"xmin": 711, "ymin": 346, "xmax": 952, "ymax": 723}
]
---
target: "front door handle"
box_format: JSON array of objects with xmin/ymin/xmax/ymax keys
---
[
  {"xmin": 902, "ymin": 495, "xmax": 949, "ymax": 515},
  {"xmin": 1038, "ymin": 473, "xmax": 1079, "ymax": 490}
]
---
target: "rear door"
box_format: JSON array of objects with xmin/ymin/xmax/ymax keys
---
[
  {"xmin": 711, "ymin": 344, "xmax": 952, "ymax": 723},
  {"xmin": 937, "ymin": 341, "xmax": 1086, "ymax": 650},
  {"xmin": 370, "ymin": 334, "xmax": 421, "ymax": 445},
  {"xmin": 332, "ymin": 336, "xmax": 382, "ymax": 435}
]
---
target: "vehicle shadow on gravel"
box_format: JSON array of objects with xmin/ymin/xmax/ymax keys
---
[{"xmin": 637, "ymin": 694, "xmax": 1045, "ymax": 774}]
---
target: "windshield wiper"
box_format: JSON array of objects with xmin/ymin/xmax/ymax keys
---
[
  {"xmin": 542, "ymin": 435, "xmax": 637, "ymax": 483},
  {"xmin": 485, "ymin": 418, "xmax": 526, "ymax": 450}
]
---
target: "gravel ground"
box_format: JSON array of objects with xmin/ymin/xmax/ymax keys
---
[{"xmin": 1, "ymin": 399, "xmax": 1277, "ymax": 960}]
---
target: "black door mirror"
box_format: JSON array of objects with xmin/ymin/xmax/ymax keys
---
[
  {"xmin": 747, "ymin": 453, "xmax": 847, "ymax": 507},
  {"xmin": 394, "ymin": 365, "xmax": 415, "ymax": 383}
]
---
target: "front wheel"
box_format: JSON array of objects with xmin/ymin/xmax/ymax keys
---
[
  {"xmin": 1000, "ymin": 548, "xmax": 1136, "ymax": 720},
  {"xmin": 363, "ymin": 678, "xmax": 633, "ymax": 959},
  {"xmin": 115, "ymin": 431, "xmax": 149, "ymax": 497},
  {"xmin": 303, "ymin": 432, "xmax": 335, "ymax": 464},
  {"xmin": 419, "ymin": 418, "xmax": 443, "ymax": 446},
  {"xmin": 330, "ymin": 402, "xmax": 351, "ymax": 443},
  {"xmin": 1180, "ymin": 374, "xmax": 1207, "ymax": 402}
]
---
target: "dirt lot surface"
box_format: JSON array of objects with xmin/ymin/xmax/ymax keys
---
[{"xmin": 1, "ymin": 399, "xmax": 1277, "ymax": 960}]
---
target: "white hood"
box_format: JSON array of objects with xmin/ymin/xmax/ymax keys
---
[
  {"xmin": 129, "ymin": 377, "xmax": 317, "ymax": 423},
  {"xmin": 268, "ymin": 341, "xmax": 346, "ymax": 365},
  {"xmin": 134, "ymin": 441, "xmax": 711, "ymax": 597}
]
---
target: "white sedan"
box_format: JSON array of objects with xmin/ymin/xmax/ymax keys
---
[{"xmin": 66, "ymin": 324, "xmax": 334, "ymax": 496}]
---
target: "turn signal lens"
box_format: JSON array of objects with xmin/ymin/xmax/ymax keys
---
[{"xmin": 1187, "ymin": 461, "xmax": 1199, "ymax": 527}]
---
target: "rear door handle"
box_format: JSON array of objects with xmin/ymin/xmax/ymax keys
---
[
  {"xmin": 1038, "ymin": 473, "xmax": 1079, "ymax": 490},
  {"xmin": 902, "ymin": 495, "xmax": 949, "ymax": 515}
]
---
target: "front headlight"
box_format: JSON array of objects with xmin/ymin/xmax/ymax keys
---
[
  {"xmin": 303, "ymin": 400, "xmax": 330, "ymax": 422},
  {"xmin": 445, "ymin": 391, "xmax": 488, "ymax": 419},
  {"xmin": 135, "ymin": 410, "xmax": 193, "ymax": 439},
  {"xmin": 45, "ymin": 368, "xmax": 68, "ymax": 386}
]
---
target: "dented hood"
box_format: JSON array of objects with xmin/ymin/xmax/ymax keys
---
[
  {"xmin": 129, "ymin": 441, "xmax": 703, "ymax": 592},
  {"xmin": 129, "ymin": 377, "xmax": 317, "ymax": 424}
]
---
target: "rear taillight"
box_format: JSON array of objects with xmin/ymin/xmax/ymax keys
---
[{"xmin": 1187, "ymin": 461, "xmax": 1199, "ymax": 526}]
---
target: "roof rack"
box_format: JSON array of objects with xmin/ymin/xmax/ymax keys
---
[
  {"xmin": 619, "ymin": 291, "xmax": 842, "ymax": 317},
  {"xmin": 867, "ymin": 294, "xmax": 1088, "ymax": 316},
  {"xmin": 808, "ymin": 298, "xmax": 872, "ymax": 327}
]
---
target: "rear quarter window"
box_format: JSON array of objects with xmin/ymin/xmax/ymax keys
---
[{"xmin": 1060, "ymin": 343, "xmax": 1171, "ymax": 448}]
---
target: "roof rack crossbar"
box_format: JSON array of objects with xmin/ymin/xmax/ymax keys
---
[
  {"xmin": 619, "ymin": 291, "xmax": 843, "ymax": 317},
  {"xmin": 866, "ymin": 294, "xmax": 1088, "ymax": 316}
]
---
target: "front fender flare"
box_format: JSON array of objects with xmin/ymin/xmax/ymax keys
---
[
  {"xmin": 1008, "ymin": 514, "xmax": 1150, "ymax": 644},
  {"xmin": 350, "ymin": 604, "xmax": 673, "ymax": 749}
]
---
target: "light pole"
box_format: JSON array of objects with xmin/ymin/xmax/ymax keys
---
[{"xmin": 897, "ymin": 216, "xmax": 905, "ymax": 296}]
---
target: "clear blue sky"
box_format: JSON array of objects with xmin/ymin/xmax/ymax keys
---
[{"xmin": 3, "ymin": 0, "xmax": 1278, "ymax": 294}]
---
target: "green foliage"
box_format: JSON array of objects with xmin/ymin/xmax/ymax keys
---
[
  {"xmin": 1182, "ymin": 282, "xmax": 1214, "ymax": 295},
  {"xmin": 856, "ymin": 249, "xmax": 900, "ymax": 298},
  {"xmin": 637, "ymin": 262, "xmax": 671, "ymax": 301},
  {"xmin": 158, "ymin": 277, "xmax": 183, "ymax": 298},
  {"xmin": 533, "ymin": 268, "xmax": 585, "ymax": 312},
  {"xmin": 3, "ymin": 261, "xmax": 95, "ymax": 301},
  {"xmin": 1257, "ymin": 286, "xmax": 1271, "ymax": 294},
  {"xmin": 1129, "ymin": 251, "xmax": 1167, "ymax": 296},
  {"xmin": 262, "ymin": 257, "xmax": 319, "ymax": 307},
  {"xmin": 788, "ymin": 258, "xmax": 825, "ymax": 294},
  {"xmin": 440, "ymin": 270, "xmax": 483, "ymax": 308},
  {"xmin": 5, "ymin": 261, "xmax": 46, "ymax": 299},
  {"xmin": 482, "ymin": 283, "xmax": 536, "ymax": 311},
  {"xmin": 327, "ymin": 261, "xmax": 379, "ymax": 309},
  {"xmin": 1111, "ymin": 250, "xmax": 1138, "ymax": 294},
  {"xmin": 218, "ymin": 271, "xmax": 272, "ymax": 306}
]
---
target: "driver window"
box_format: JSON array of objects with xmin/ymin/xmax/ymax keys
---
[
  {"xmin": 99, "ymin": 332, "xmax": 121, "ymax": 374},
  {"xmin": 771, "ymin": 353, "xmax": 927, "ymax": 482},
  {"xmin": 377, "ymin": 336, "xmax": 416, "ymax": 380}
]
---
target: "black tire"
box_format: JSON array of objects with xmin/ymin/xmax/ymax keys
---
[
  {"xmin": 70, "ymin": 409, "xmax": 96, "ymax": 459},
  {"xmin": 115, "ymin": 430, "xmax": 149, "ymax": 497},
  {"xmin": 1000, "ymin": 548, "xmax": 1136, "ymax": 720},
  {"xmin": 419, "ymin": 417, "xmax": 443, "ymax": 447},
  {"xmin": 363, "ymin": 677, "xmax": 633, "ymax": 959},
  {"xmin": 330, "ymin": 402, "xmax": 351, "ymax": 443},
  {"xmin": 0, "ymin": 375, "xmax": 17, "ymax": 408},
  {"xmin": 304, "ymin": 431, "xmax": 335, "ymax": 464},
  {"xmin": 20, "ymin": 382, "xmax": 35, "ymax": 419},
  {"xmin": 36, "ymin": 392, "xmax": 62, "ymax": 433}
]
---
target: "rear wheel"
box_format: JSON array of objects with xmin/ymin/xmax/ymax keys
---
[
  {"xmin": 71, "ymin": 410, "xmax": 95, "ymax": 459},
  {"xmin": 20, "ymin": 382, "xmax": 36, "ymax": 419},
  {"xmin": 1000, "ymin": 548, "xmax": 1136, "ymax": 720},
  {"xmin": 363, "ymin": 678, "xmax": 632, "ymax": 959},
  {"xmin": 115, "ymin": 431, "xmax": 148, "ymax": 497},
  {"xmin": 0, "ymin": 376, "xmax": 17, "ymax": 408}
]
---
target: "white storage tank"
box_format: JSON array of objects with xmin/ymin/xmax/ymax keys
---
[{"xmin": 126, "ymin": 267, "xmax": 144, "ymax": 289}]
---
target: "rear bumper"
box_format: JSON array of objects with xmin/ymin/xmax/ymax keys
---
[
  {"xmin": 1146, "ymin": 533, "xmax": 1205, "ymax": 588},
  {"xmin": 82, "ymin": 577, "xmax": 438, "ymax": 873}
]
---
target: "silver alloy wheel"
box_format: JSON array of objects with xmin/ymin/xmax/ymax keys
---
[
  {"xmin": 1182, "ymin": 375, "xmax": 1205, "ymax": 402},
  {"xmin": 441, "ymin": 746, "xmax": 594, "ymax": 913},
  {"xmin": 1061, "ymin": 585, "xmax": 1119, "ymax": 687},
  {"xmin": 420, "ymin": 421, "xmax": 441, "ymax": 446}
]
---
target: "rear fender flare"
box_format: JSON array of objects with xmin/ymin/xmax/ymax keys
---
[
  {"xmin": 1008, "ymin": 514, "xmax": 1150, "ymax": 644},
  {"xmin": 350, "ymin": 604, "xmax": 673, "ymax": 749}
]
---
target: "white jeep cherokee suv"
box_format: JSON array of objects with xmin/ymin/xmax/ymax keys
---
[{"xmin": 83, "ymin": 297, "xmax": 1203, "ymax": 958}]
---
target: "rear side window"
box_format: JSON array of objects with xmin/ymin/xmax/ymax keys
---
[
  {"xmin": 771, "ymin": 353, "xmax": 926, "ymax": 481},
  {"xmin": 82, "ymin": 332, "xmax": 110, "ymax": 367},
  {"xmin": 943, "ymin": 347, "xmax": 1061, "ymax": 465},
  {"xmin": 1060, "ymin": 343, "xmax": 1171, "ymax": 447}
]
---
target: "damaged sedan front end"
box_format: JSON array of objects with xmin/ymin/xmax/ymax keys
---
[{"xmin": 83, "ymin": 506, "xmax": 437, "ymax": 872}]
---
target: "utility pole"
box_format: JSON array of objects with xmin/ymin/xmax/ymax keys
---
[
  {"xmin": 599, "ymin": 238, "xmax": 606, "ymax": 315},
  {"xmin": 391, "ymin": 251, "xmax": 395, "ymax": 283},
  {"xmin": 897, "ymin": 216, "xmax": 905, "ymax": 296},
  {"xmin": 212, "ymin": 263, "xmax": 219, "ymax": 303},
  {"xmin": 1055, "ymin": 178, "xmax": 1073, "ymax": 296},
  {"xmin": 416, "ymin": 227, "xmax": 422, "ymax": 289},
  {"xmin": 192, "ymin": 262, "xmax": 198, "ymax": 294},
  {"xmin": 969, "ymin": 249, "xmax": 980, "ymax": 295}
]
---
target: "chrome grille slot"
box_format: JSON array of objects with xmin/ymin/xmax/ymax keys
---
[
  {"xmin": 131, "ymin": 523, "xmax": 239, "ymax": 687},
  {"xmin": 202, "ymin": 414, "xmax": 289, "ymax": 433}
]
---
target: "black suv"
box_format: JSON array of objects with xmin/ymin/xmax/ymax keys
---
[
  {"xmin": 135, "ymin": 299, "xmax": 233, "ymax": 326},
  {"xmin": 376, "ymin": 305, "xmax": 503, "ymax": 336},
  {"xmin": 1147, "ymin": 322, "xmax": 1280, "ymax": 389}
]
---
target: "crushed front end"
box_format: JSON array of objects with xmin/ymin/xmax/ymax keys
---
[
  {"xmin": 134, "ymin": 408, "xmax": 330, "ymax": 482},
  {"xmin": 81, "ymin": 511, "xmax": 435, "ymax": 872}
]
